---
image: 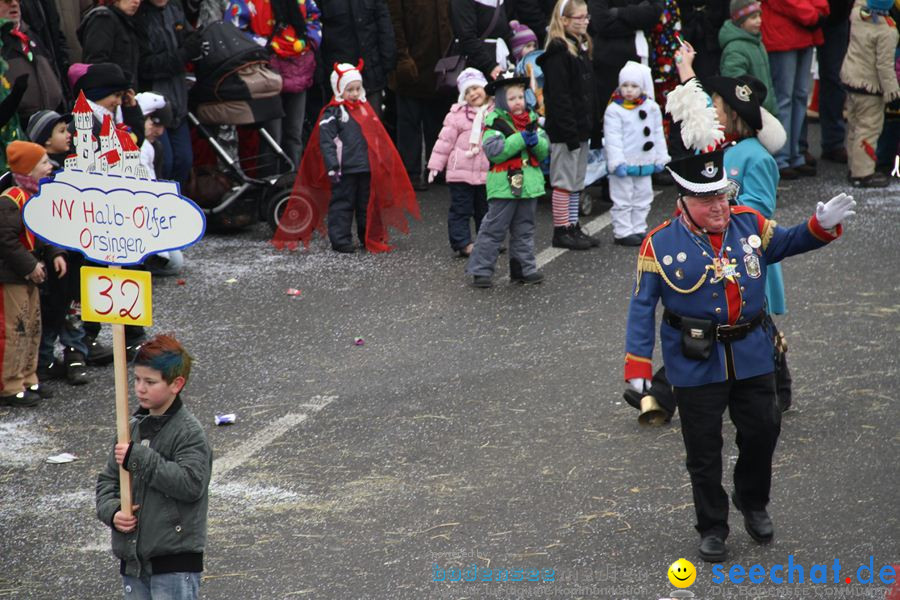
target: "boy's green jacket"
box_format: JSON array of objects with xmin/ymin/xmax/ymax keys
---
[
  {"xmin": 718, "ymin": 20, "xmax": 778, "ymax": 115},
  {"xmin": 482, "ymin": 109, "xmax": 549, "ymax": 200}
]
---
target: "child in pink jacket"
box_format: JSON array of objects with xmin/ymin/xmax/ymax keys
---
[{"xmin": 427, "ymin": 68, "xmax": 494, "ymax": 258}]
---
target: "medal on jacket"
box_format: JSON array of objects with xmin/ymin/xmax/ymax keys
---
[{"xmin": 710, "ymin": 256, "xmax": 738, "ymax": 284}]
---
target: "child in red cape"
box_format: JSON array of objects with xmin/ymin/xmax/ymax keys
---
[{"xmin": 271, "ymin": 61, "xmax": 420, "ymax": 253}]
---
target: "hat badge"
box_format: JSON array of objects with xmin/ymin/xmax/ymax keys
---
[
  {"xmin": 701, "ymin": 161, "xmax": 719, "ymax": 178},
  {"xmin": 735, "ymin": 84, "xmax": 752, "ymax": 102}
]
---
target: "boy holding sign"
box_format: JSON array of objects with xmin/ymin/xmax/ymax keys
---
[
  {"xmin": 96, "ymin": 335, "xmax": 211, "ymax": 599},
  {"xmin": 0, "ymin": 141, "xmax": 66, "ymax": 407}
]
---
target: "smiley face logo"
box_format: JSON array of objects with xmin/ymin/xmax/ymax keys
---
[{"xmin": 668, "ymin": 558, "xmax": 696, "ymax": 588}]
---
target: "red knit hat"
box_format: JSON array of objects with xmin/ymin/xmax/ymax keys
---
[{"xmin": 6, "ymin": 141, "xmax": 47, "ymax": 175}]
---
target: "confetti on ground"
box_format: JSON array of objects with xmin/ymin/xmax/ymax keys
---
[
  {"xmin": 225, "ymin": 278, "xmax": 238, "ymax": 284},
  {"xmin": 353, "ymin": 337, "xmax": 365, "ymax": 346},
  {"xmin": 286, "ymin": 288, "xmax": 302, "ymax": 296},
  {"xmin": 46, "ymin": 453, "xmax": 78, "ymax": 464},
  {"xmin": 176, "ymin": 279, "xmax": 186, "ymax": 285}
]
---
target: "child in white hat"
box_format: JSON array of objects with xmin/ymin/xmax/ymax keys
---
[{"xmin": 426, "ymin": 68, "xmax": 494, "ymax": 257}]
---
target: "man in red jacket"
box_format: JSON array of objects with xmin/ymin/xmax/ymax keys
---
[{"xmin": 761, "ymin": 0, "xmax": 829, "ymax": 180}]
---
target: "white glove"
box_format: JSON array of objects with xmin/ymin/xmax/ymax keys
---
[
  {"xmin": 427, "ymin": 169, "xmax": 438, "ymax": 184},
  {"xmin": 816, "ymin": 192, "xmax": 856, "ymax": 230},
  {"xmin": 628, "ymin": 378, "xmax": 649, "ymax": 394}
]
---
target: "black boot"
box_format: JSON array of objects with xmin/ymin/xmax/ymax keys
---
[
  {"xmin": 552, "ymin": 226, "xmax": 591, "ymax": 250},
  {"xmin": 37, "ymin": 360, "xmax": 66, "ymax": 381},
  {"xmin": 63, "ymin": 348, "xmax": 90, "ymax": 386},
  {"xmin": 509, "ymin": 259, "xmax": 544, "ymax": 284},
  {"xmin": 84, "ymin": 335, "xmax": 114, "ymax": 366},
  {"xmin": 573, "ymin": 223, "xmax": 601, "ymax": 247}
]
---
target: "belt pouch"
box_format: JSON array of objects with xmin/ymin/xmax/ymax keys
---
[
  {"xmin": 508, "ymin": 168, "xmax": 524, "ymax": 197},
  {"xmin": 679, "ymin": 316, "xmax": 715, "ymax": 360}
]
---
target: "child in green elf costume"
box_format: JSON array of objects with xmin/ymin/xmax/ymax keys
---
[{"xmin": 465, "ymin": 77, "xmax": 549, "ymax": 288}]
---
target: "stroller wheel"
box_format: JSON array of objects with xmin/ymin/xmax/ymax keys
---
[
  {"xmin": 579, "ymin": 189, "xmax": 594, "ymax": 217},
  {"xmin": 267, "ymin": 189, "xmax": 317, "ymax": 237}
]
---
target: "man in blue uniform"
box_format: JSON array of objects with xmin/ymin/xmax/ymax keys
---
[{"xmin": 624, "ymin": 148, "xmax": 856, "ymax": 562}]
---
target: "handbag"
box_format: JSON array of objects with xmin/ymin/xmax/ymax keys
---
[
  {"xmin": 434, "ymin": 2, "xmax": 503, "ymax": 93},
  {"xmin": 269, "ymin": 50, "xmax": 316, "ymax": 94}
]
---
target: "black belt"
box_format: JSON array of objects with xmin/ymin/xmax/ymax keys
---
[{"xmin": 663, "ymin": 309, "xmax": 765, "ymax": 343}]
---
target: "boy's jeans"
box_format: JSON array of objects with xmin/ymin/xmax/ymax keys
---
[{"xmin": 123, "ymin": 572, "xmax": 200, "ymax": 600}]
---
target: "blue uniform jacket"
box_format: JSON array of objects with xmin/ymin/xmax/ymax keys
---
[
  {"xmin": 624, "ymin": 207, "xmax": 841, "ymax": 388},
  {"xmin": 725, "ymin": 138, "xmax": 786, "ymax": 315}
]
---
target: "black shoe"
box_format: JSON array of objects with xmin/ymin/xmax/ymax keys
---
[
  {"xmin": 455, "ymin": 246, "xmax": 472, "ymax": 258},
  {"xmin": 552, "ymin": 226, "xmax": 591, "ymax": 250},
  {"xmin": 125, "ymin": 341, "xmax": 145, "ymax": 362},
  {"xmin": 850, "ymin": 172, "xmax": 890, "ymax": 188},
  {"xmin": 412, "ymin": 179, "xmax": 429, "ymax": 192},
  {"xmin": 779, "ymin": 167, "xmax": 800, "ymax": 180},
  {"xmin": 64, "ymin": 349, "xmax": 90, "ymax": 386},
  {"xmin": 511, "ymin": 270, "xmax": 544, "ymax": 284},
  {"xmin": 821, "ymin": 148, "xmax": 848, "ymax": 164},
  {"xmin": 795, "ymin": 163, "xmax": 817, "ymax": 177},
  {"xmin": 699, "ymin": 535, "xmax": 727, "ymax": 562},
  {"xmin": 37, "ymin": 360, "xmax": 66, "ymax": 381},
  {"xmin": 471, "ymin": 275, "xmax": 493, "ymax": 288},
  {"xmin": 84, "ymin": 336, "xmax": 114, "ymax": 366},
  {"xmin": 614, "ymin": 234, "xmax": 643, "ymax": 247},
  {"xmin": 574, "ymin": 223, "xmax": 601, "ymax": 247},
  {"xmin": 0, "ymin": 390, "xmax": 40, "ymax": 407},
  {"xmin": 332, "ymin": 244, "xmax": 357, "ymax": 253},
  {"xmin": 27, "ymin": 383, "xmax": 53, "ymax": 399},
  {"xmin": 732, "ymin": 493, "xmax": 774, "ymax": 543}
]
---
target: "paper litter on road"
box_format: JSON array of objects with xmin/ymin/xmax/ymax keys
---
[
  {"xmin": 353, "ymin": 337, "xmax": 365, "ymax": 346},
  {"xmin": 215, "ymin": 414, "xmax": 237, "ymax": 425},
  {"xmin": 46, "ymin": 453, "xmax": 78, "ymax": 464},
  {"xmin": 286, "ymin": 288, "xmax": 302, "ymax": 296}
]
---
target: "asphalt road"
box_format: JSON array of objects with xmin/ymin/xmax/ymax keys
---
[{"xmin": 1, "ymin": 127, "xmax": 898, "ymax": 600}]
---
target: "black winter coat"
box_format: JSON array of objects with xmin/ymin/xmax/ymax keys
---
[
  {"xmin": 79, "ymin": 5, "xmax": 143, "ymax": 89},
  {"xmin": 135, "ymin": 1, "xmax": 193, "ymax": 127},
  {"xmin": 319, "ymin": 0, "xmax": 397, "ymax": 93},
  {"xmin": 587, "ymin": 0, "xmax": 663, "ymax": 130},
  {"xmin": 450, "ymin": 0, "xmax": 513, "ymax": 77},
  {"xmin": 505, "ymin": 0, "xmax": 553, "ymax": 45},
  {"xmin": 538, "ymin": 36, "xmax": 601, "ymax": 148},
  {"xmin": 20, "ymin": 0, "xmax": 71, "ymax": 100}
]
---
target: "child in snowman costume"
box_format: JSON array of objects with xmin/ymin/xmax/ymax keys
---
[{"xmin": 603, "ymin": 61, "xmax": 670, "ymax": 246}]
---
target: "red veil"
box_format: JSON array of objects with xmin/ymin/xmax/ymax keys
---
[{"xmin": 271, "ymin": 99, "xmax": 420, "ymax": 252}]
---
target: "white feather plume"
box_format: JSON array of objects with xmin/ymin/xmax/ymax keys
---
[
  {"xmin": 757, "ymin": 108, "xmax": 787, "ymax": 154},
  {"xmin": 666, "ymin": 78, "xmax": 725, "ymax": 151}
]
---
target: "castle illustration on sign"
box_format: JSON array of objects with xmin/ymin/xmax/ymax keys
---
[{"xmin": 63, "ymin": 92, "xmax": 150, "ymax": 179}]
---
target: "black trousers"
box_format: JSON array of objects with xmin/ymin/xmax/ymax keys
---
[
  {"xmin": 327, "ymin": 172, "xmax": 370, "ymax": 248},
  {"xmin": 674, "ymin": 372, "xmax": 782, "ymax": 539},
  {"xmin": 395, "ymin": 94, "xmax": 450, "ymax": 180}
]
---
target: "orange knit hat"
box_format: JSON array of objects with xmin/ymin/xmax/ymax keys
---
[{"xmin": 7, "ymin": 141, "xmax": 47, "ymax": 175}]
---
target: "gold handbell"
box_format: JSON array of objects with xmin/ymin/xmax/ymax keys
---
[
  {"xmin": 638, "ymin": 395, "xmax": 668, "ymax": 427},
  {"xmin": 775, "ymin": 331, "xmax": 788, "ymax": 354}
]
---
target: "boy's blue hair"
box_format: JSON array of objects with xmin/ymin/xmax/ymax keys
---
[{"xmin": 133, "ymin": 334, "xmax": 192, "ymax": 385}]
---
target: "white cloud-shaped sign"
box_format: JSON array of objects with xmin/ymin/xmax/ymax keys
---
[{"xmin": 23, "ymin": 170, "xmax": 206, "ymax": 266}]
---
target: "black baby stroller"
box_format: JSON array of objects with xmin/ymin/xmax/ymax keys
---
[{"xmin": 184, "ymin": 20, "xmax": 309, "ymax": 231}]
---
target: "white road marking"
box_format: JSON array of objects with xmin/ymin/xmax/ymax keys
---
[
  {"xmin": 533, "ymin": 211, "xmax": 613, "ymax": 270},
  {"xmin": 502, "ymin": 189, "xmax": 664, "ymax": 278},
  {"xmin": 75, "ymin": 395, "xmax": 338, "ymax": 552},
  {"xmin": 212, "ymin": 395, "xmax": 337, "ymax": 481}
]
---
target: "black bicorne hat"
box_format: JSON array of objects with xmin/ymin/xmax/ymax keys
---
[
  {"xmin": 484, "ymin": 76, "xmax": 531, "ymax": 97},
  {"xmin": 666, "ymin": 148, "xmax": 729, "ymax": 197},
  {"xmin": 702, "ymin": 74, "xmax": 767, "ymax": 131}
]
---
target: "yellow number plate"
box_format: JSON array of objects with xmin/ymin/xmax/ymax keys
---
[{"xmin": 80, "ymin": 266, "xmax": 153, "ymax": 326}]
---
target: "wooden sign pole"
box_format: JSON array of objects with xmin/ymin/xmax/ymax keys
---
[{"xmin": 111, "ymin": 266, "xmax": 133, "ymax": 517}]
